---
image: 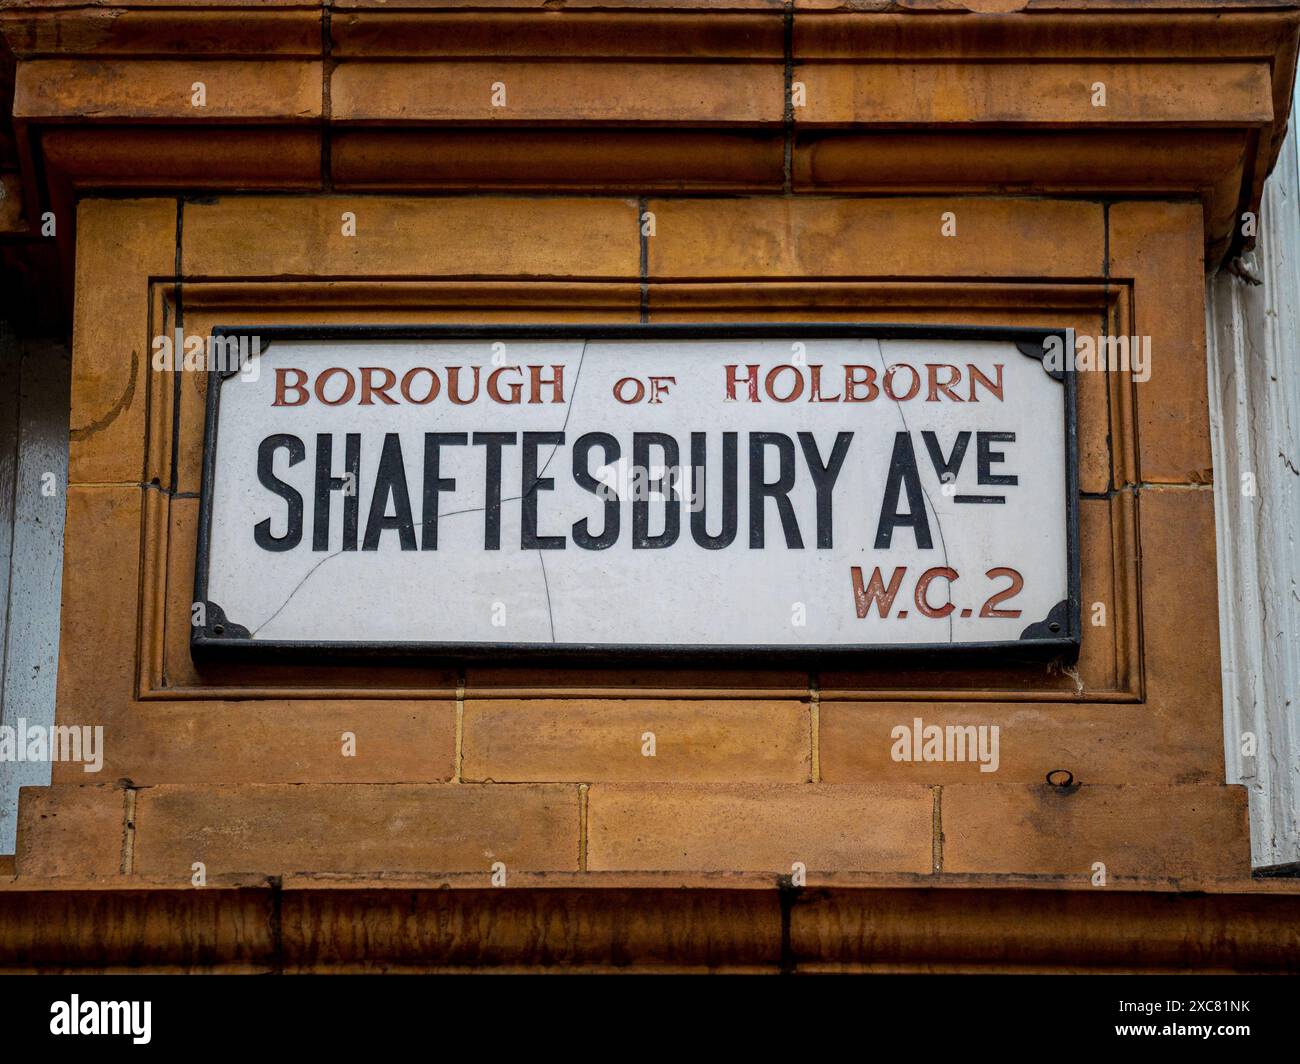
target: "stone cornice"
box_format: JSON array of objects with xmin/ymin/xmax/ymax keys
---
[
  {"xmin": 2, "ymin": 877, "xmax": 1299, "ymax": 972},
  {"xmin": 0, "ymin": 0, "xmax": 1297, "ymax": 327}
]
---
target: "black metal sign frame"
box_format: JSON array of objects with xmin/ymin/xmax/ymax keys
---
[{"xmin": 192, "ymin": 323, "xmax": 1081, "ymax": 664}]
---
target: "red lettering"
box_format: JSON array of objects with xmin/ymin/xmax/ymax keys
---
[
  {"xmin": 851, "ymin": 565, "xmax": 907, "ymax": 619},
  {"xmin": 809, "ymin": 364, "xmax": 842, "ymax": 402},
  {"xmin": 765, "ymin": 365, "xmax": 804, "ymax": 403},
  {"xmin": 980, "ymin": 567, "xmax": 1024, "ymax": 618},
  {"xmin": 968, "ymin": 363, "xmax": 1004, "ymax": 402},
  {"xmin": 926, "ymin": 364, "xmax": 965, "ymax": 402},
  {"xmin": 400, "ymin": 367, "xmax": 440, "ymax": 405},
  {"xmin": 527, "ymin": 364, "xmax": 565, "ymax": 404},
  {"xmin": 725, "ymin": 364, "xmax": 761, "ymax": 402},
  {"xmin": 648, "ymin": 376, "xmax": 675, "ymax": 404},
  {"xmin": 314, "ymin": 367, "xmax": 355, "ymax": 406},
  {"xmin": 844, "ymin": 365, "xmax": 878, "ymax": 402},
  {"xmin": 360, "ymin": 366, "xmax": 398, "ymax": 405},
  {"xmin": 915, "ymin": 566, "xmax": 958, "ymax": 618},
  {"xmin": 883, "ymin": 363, "xmax": 920, "ymax": 402},
  {"xmin": 487, "ymin": 366, "xmax": 524, "ymax": 404},
  {"xmin": 273, "ymin": 367, "xmax": 309, "ymax": 406},
  {"xmin": 613, "ymin": 377, "xmax": 645, "ymax": 404},
  {"xmin": 447, "ymin": 365, "xmax": 481, "ymax": 405}
]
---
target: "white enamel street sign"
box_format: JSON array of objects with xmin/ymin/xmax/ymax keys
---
[{"xmin": 193, "ymin": 325, "xmax": 1079, "ymax": 659}]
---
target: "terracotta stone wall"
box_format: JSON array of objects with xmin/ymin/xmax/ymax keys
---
[
  {"xmin": 2, "ymin": 0, "xmax": 1299, "ymax": 970},
  {"xmin": 10, "ymin": 190, "xmax": 1249, "ymax": 886}
]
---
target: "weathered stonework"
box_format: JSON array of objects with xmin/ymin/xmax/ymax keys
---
[{"xmin": 0, "ymin": 0, "xmax": 1297, "ymax": 971}]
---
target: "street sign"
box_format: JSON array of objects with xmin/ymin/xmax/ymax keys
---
[{"xmin": 192, "ymin": 324, "xmax": 1079, "ymax": 660}]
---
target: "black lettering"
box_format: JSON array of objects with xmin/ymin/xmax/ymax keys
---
[
  {"xmin": 690, "ymin": 431, "xmax": 737, "ymax": 550},
  {"xmin": 521, "ymin": 431, "xmax": 566, "ymax": 549},
  {"xmin": 977, "ymin": 431, "xmax": 1018, "ymax": 485},
  {"xmin": 874, "ymin": 432, "xmax": 933, "ymax": 549},
  {"xmin": 472, "ymin": 432, "xmax": 517, "ymax": 550},
  {"xmin": 798, "ymin": 431, "xmax": 852, "ymax": 549},
  {"xmin": 421, "ymin": 432, "xmax": 467, "ymax": 550},
  {"xmin": 362, "ymin": 433, "xmax": 416, "ymax": 551},
  {"xmin": 313, "ymin": 432, "xmax": 361, "ymax": 552},
  {"xmin": 633, "ymin": 432, "xmax": 680, "ymax": 549},
  {"xmin": 921, "ymin": 430, "xmax": 971, "ymax": 483},
  {"xmin": 572, "ymin": 432, "xmax": 621, "ymax": 550},
  {"xmin": 255, "ymin": 434, "xmax": 305, "ymax": 552},
  {"xmin": 749, "ymin": 432, "xmax": 803, "ymax": 549}
]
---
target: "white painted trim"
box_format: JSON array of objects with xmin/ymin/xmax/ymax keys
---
[
  {"xmin": 1207, "ymin": 107, "xmax": 1300, "ymax": 870},
  {"xmin": 0, "ymin": 333, "xmax": 69, "ymax": 855}
]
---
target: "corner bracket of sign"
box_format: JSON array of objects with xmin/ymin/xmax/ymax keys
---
[
  {"xmin": 211, "ymin": 325, "xmax": 271, "ymax": 380},
  {"xmin": 193, "ymin": 600, "xmax": 252, "ymax": 644},
  {"xmin": 1015, "ymin": 332, "xmax": 1070, "ymax": 383},
  {"xmin": 1018, "ymin": 599, "xmax": 1072, "ymax": 643}
]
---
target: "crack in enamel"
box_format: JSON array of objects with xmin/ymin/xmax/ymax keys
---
[{"xmin": 871, "ymin": 337, "xmax": 955, "ymax": 644}]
